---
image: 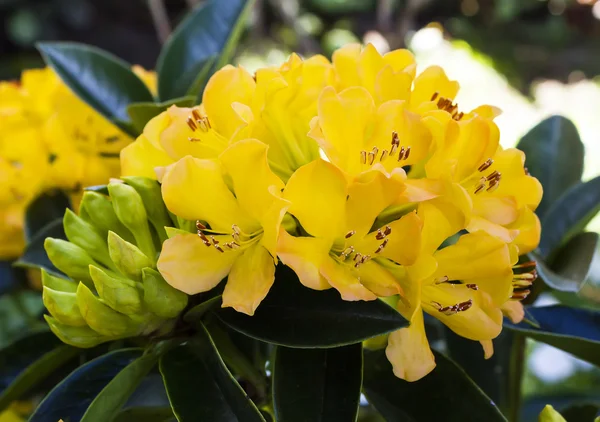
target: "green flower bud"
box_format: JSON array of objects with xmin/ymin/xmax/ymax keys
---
[
  {"xmin": 43, "ymin": 287, "xmax": 86, "ymax": 327},
  {"xmin": 108, "ymin": 182, "xmax": 156, "ymax": 260},
  {"xmin": 42, "ymin": 269, "xmax": 77, "ymax": 292},
  {"xmin": 122, "ymin": 177, "xmax": 172, "ymax": 242},
  {"xmin": 63, "ymin": 209, "xmax": 115, "ymax": 271},
  {"xmin": 89, "ymin": 265, "xmax": 143, "ymax": 315},
  {"xmin": 45, "ymin": 315, "xmax": 109, "ymax": 348},
  {"xmin": 107, "ymin": 231, "xmax": 154, "ymax": 281},
  {"xmin": 79, "ymin": 191, "xmax": 135, "ymax": 244},
  {"xmin": 76, "ymin": 283, "xmax": 140, "ymax": 337},
  {"xmin": 44, "ymin": 238, "xmax": 96, "ymax": 286},
  {"xmin": 142, "ymin": 268, "xmax": 188, "ymax": 319},
  {"xmin": 165, "ymin": 226, "xmax": 191, "ymax": 239}
]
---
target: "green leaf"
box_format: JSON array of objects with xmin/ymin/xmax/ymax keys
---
[
  {"xmin": 30, "ymin": 348, "xmax": 144, "ymax": 422},
  {"xmin": 0, "ymin": 330, "xmax": 78, "ymax": 412},
  {"xmin": 37, "ymin": 42, "xmax": 154, "ymax": 135},
  {"xmin": 214, "ymin": 266, "xmax": 408, "ymax": 348},
  {"xmin": 517, "ymin": 115, "xmax": 584, "ymax": 219},
  {"xmin": 127, "ymin": 96, "xmax": 196, "ymax": 134},
  {"xmin": 539, "ymin": 176, "xmax": 600, "ymax": 256},
  {"xmin": 24, "ymin": 190, "xmax": 71, "ymax": 242},
  {"xmin": 113, "ymin": 407, "xmax": 175, "ymax": 422},
  {"xmin": 81, "ymin": 352, "xmax": 159, "ymax": 422},
  {"xmin": 159, "ymin": 322, "xmax": 264, "ymax": 422},
  {"xmin": 183, "ymin": 295, "xmax": 222, "ymax": 323},
  {"xmin": 363, "ymin": 349, "xmax": 507, "ymax": 422},
  {"xmin": 14, "ymin": 218, "xmax": 66, "ymax": 276},
  {"xmin": 273, "ymin": 344, "xmax": 362, "ymax": 422},
  {"xmin": 156, "ymin": 0, "xmax": 255, "ymax": 100},
  {"xmin": 504, "ymin": 305, "xmax": 600, "ymax": 366}
]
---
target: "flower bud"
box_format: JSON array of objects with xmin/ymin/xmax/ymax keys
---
[
  {"xmin": 107, "ymin": 231, "xmax": 154, "ymax": 281},
  {"xmin": 44, "ymin": 238, "xmax": 96, "ymax": 286},
  {"xmin": 42, "ymin": 269, "xmax": 77, "ymax": 292},
  {"xmin": 142, "ymin": 268, "xmax": 188, "ymax": 318},
  {"xmin": 42, "ymin": 287, "xmax": 86, "ymax": 327},
  {"xmin": 89, "ymin": 265, "xmax": 143, "ymax": 315},
  {"xmin": 108, "ymin": 182, "xmax": 156, "ymax": 260},
  {"xmin": 63, "ymin": 209, "xmax": 115, "ymax": 270},
  {"xmin": 79, "ymin": 191, "xmax": 134, "ymax": 243},
  {"xmin": 122, "ymin": 176, "xmax": 172, "ymax": 242},
  {"xmin": 75, "ymin": 283, "xmax": 140, "ymax": 337},
  {"xmin": 44, "ymin": 315, "xmax": 110, "ymax": 348}
]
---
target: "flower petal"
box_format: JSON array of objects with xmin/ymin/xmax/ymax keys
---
[
  {"xmin": 502, "ymin": 301, "xmax": 524, "ymax": 324},
  {"xmin": 222, "ymin": 244, "xmax": 276, "ymax": 316},
  {"xmin": 510, "ymin": 207, "xmax": 541, "ymax": 254},
  {"xmin": 358, "ymin": 260, "xmax": 403, "ymax": 297},
  {"xmin": 157, "ymin": 233, "xmax": 239, "ymax": 294},
  {"xmin": 319, "ymin": 256, "xmax": 377, "ymax": 301},
  {"xmin": 410, "ymin": 66, "xmax": 460, "ymax": 111},
  {"xmin": 120, "ymin": 135, "xmax": 172, "ymax": 179}
]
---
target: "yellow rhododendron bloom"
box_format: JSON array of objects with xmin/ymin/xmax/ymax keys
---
[
  {"xmin": 121, "ymin": 54, "xmax": 335, "ymax": 181},
  {"xmin": 278, "ymin": 159, "xmax": 422, "ymax": 300},
  {"xmin": 157, "ymin": 140, "xmax": 289, "ymax": 315}
]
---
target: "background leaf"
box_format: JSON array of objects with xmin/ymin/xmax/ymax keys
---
[
  {"xmin": 159, "ymin": 322, "xmax": 264, "ymax": 422},
  {"xmin": 29, "ymin": 348, "xmax": 144, "ymax": 422},
  {"xmin": 273, "ymin": 343, "xmax": 363, "ymax": 422},
  {"xmin": 363, "ymin": 349, "xmax": 507, "ymax": 422},
  {"xmin": 214, "ymin": 266, "xmax": 408, "ymax": 348},
  {"xmin": 517, "ymin": 115, "xmax": 584, "ymax": 219},
  {"xmin": 37, "ymin": 42, "xmax": 154, "ymax": 135},
  {"xmin": 113, "ymin": 407, "xmax": 175, "ymax": 422},
  {"xmin": 127, "ymin": 96, "xmax": 195, "ymax": 134},
  {"xmin": 156, "ymin": 0, "xmax": 254, "ymax": 100},
  {"xmin": 504, "ymin": 305, "xmax": 600, "ymax": 366}
]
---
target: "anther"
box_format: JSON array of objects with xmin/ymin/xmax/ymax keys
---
[
  {"xmin": 188, "ymin": 137, "xmax": 201, "ymax": 142},
  {"xmin": 380, "ymin": 150, "xmax": 388, "ymax": 162},
  {"xmin": 191, "ymin": 109, "xmax": 201, "ymax": 121},
  {"xmin": 435, "ymin": 275, "xmax": 449, "ymax": 284},
  {"xmin": 360, "ymin": 150, "xmax": 367, "ymax": 165},
  {"xmin": 345, "ymin": 230, "xmax": 356, "ymax": 239},
  {"xmin": 383, "ymin": 226, "xmax": 392, "ymax": 236},
  {"xmin": 431, "ymin": 92, "xmax": 439, "ymax": 101},
  {"xmin": 375, "ymin": 229, "xmax": 385, "ymax": 240},
  {"xmin": 210, "ymin": 236, "xmax": 220, "ymax": 246},
  {"xmin": 341, "ymin": 246, "xmax": 354, "ymax": 258},
  {"xmin": 354, "ymin": 253, "xmax": 363, "ymax": 262},
  {"xmin": 214, "ymin": 244, "xmax": 225, "ymax": 253},
  {"xmin": 196, "ymin": 221, "xmax": 207, "ymax": 230},
  {"xmin": 511, "ymin": 290, "xmax": 530, "ymax": 301},
  {"xmin": 513, "ymin": 261, "xmax": 537, "ymax": 269},
  {"xmin": 186, "ymin": 117, "xmax": 197, "ymax": 131},
  {"xmin": 375, "ymin": 238, "xmax": 389, "ymax": 253},
  {"xmin": 486, "ymin": 171, "xmax": 501, "ymax": 181},
  {"xmin": 474, "ymin": 183, "xmax": 486, "ymax": 195},
  {"xmin": 478, "ymin": 159, "xmax": 493, "ymax": 172},
  {"xmin": 232, "ymin": 224, "xmax": 241, "ymax": 234},
  {"xmin": 456, "ymin": 299, "xmax": 473, "ymax": 312},
  {"xmin": 398, "ymin": 146, "xmax": 406, "ymax": 161},
  {"xmin": 197, "ymin": 117, "xmax": 211, "ymax": 132},
  {"xmin": 466, "ymin": 284, "xmax": 478, "ymax": 290},
  {"xmin": 368, "ymin": 151, "xmax": 376, "ymax": 165},
  {"xmin": 404, "ymin": 146, "xmax": 411, "ymax": 160},
  {"xmin": 486, "ymin": 181, "xmax": 500, "ymax": 192}
]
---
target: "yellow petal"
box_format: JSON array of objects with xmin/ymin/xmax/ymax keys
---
[
  {"xmin": 203, "ymin": 65, "xmax": 256, "ymax": 139},
  {"xmin": 120, "ymin": 135, "xmax": 173, "ymax": 179},
  {"xmin": 481, "ymin": 340, "xmax": 494, "ymax": 359},
  {"xmin": 276, "ymin": 228, "xmax": 331, "ymax": 290},
  {"xmin": 161, "ymin": 156, "xmax": 257, "ymax": 233},
  {"xmin": 358, "ymin": 260, "xmax": 403, "ymax": 297},
  {"xmin": 374, "ymin": 65, "xmax": 413, "ymax": 104},
  {"xmin": 510, "ymin": 207, "xmax": 541, "ymax": 254},
  {"xmin": 284, "ymin": 159, "xmax": 347, "ymax": 239},
  {"xmin": 491, "ymin": 148, "xmax": 543, "ymax": 210},
  {"xmin": 385, "ymin": 309, "xmax": 436, "ymax": 382},
  {"xmin": 157, "ymin": 233, "xmax": 239, "ymax": 294},
  {"xmin": 332, "ymin": 43, "xmax": 362, "ymax": 87},
  {"xmin": 467, "ymin": 215, "xmax": 519, "ymax": 244},
  {"xmin": 357, "ymin": 43, "xmax": 386, "ymax": 96},
  {"xmin": 383, "ymin": 48, "xmax": 416, "ymax": 76},
  {"xmin": 454, "ymin": 116, "xmax": 500, "ymax": 183},
  {"xmin": 319, "ymin": 256, "xmax": 377, "ymax": 301},
  {"xmin": 502, "ymin": 301, "xmax": 525, "ymax": 324},
  {"xmin": 410, "ymin": 66, "xmax": 460, "ymax": 111},
  {"xmin": 222, "ymin": 244, "xmax": 275, "ymax": 316}
]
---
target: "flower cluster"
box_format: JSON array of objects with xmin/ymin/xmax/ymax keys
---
[
  {"xmin": 123, "ymin": 43, "xmax": 542, "ymax": 381},
  {"xmin": 0, "ymin": 66, "xmax": 154, "ymax": 259}
]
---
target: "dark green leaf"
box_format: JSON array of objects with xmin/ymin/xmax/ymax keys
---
[
  {"xmin": 214, "ymin": 265, "xmax": 408, "ymax": 348},
  {"xmin": 517, "ymin": 115, "xmax": 584, "ymax": 219},
  {"xmin": 273, "ymin": 344, "xmax": 362, "ymax": 422},
  {"xmin": 37, "ymin": 42, "xmax": 154, "ymax": 135},
  {"xmin": 127, "ymin": 96, "xmax": 196, "ymax": 134},
  {"xmin": 113, "ymin": 407, "xmax": 175, "ymax": 422},
  {"xmin": 14, "ymin": 218, "xmax": 66, "ymax": 276},
  {"xmin": 0, "ymin": 262, "xmax": 20, "ymax": 296},
  {"xmin": 183, "ymin": 295, "xmax": 222, "ymax": 323},
  {"xmin": 363, "ymin": 349, "xmax": 507, "ymax": 422},
  {"xmin": 81, "ymin": 352, "xmax": 159, "ymax": 422},
  {"xmin": 29, "ymin": 348, "xmax": 144, "ymax": 422},
  {"xmin": 24, "ymin": 190, "xmax": 71, "ymax": 242},
  {"xmin": 156, "ymin": 0, "xmax": 254, "ymax": 100},
  {"xmin": 504, "ymin": 305, "xmax": 600, "ymax": 366},
  {"xmin": 159, "ymin": 322, "xmax": 264, "ymax": 422},
  {"xmin": 539, "ymin": 176, "xmax": 600, "ymax": 256},
  {"xmin": 560, "ymin": 404, "xmax": 599, "ymax": 421}
]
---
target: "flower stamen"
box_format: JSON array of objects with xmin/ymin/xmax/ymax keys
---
[
  {"xmin": 345, "ymin": 230, "xmax": 356, "ymax": 238},
  {"xmin": 375, "ymin": 238, "xmax": 389, "ymax": 254},
  {"xmin": 478, "ymin": 158, "xmax": 493, "ymax": 172},
  {"xmin": 431, "ymin": 299, "xmax": 473, "ymax": 316}
]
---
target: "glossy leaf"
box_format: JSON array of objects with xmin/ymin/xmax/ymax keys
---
[
  {"xmin": 273, "ymin": 344, "xmax": 362, "ymax": 422},
  {"xmin": 156, "ymin": 0, "xmax": 254, "ymax": 100},
  {"xmin": 24, "ymin": 190, "xmax": 71, "ymax": 242},
  {"xmin": 159, "ymin": 322, "xmax": 264, "ymax": 422},
  {"xmin": 0, "ymin": 261, "xmax": 20, "ymax": 296},
  {"xmin": 81, "ymin": 352, "xmax": 159, "ymax": 422},
  {"xmin": 363, "ymin": 349, "xmax": 507, "ymax": 422},
  {"xmin": 127, "ymin": 96, "xmax": 195, "ymax": 134},
  {"xmin": 14, "ymin": 218, "xmax": 66, "ymax": 276},
  {"xmin": 504, "ymin": 305, "xmax": 600, "ymax": 366},
  {"xmin": 183, "ymin": 295, "xmax": 222, "ymax": 323},
  {"xmin": 30, "ymin": 348, "xmax": 144, "ymax": 422},
  {"xmin": 517, "ymin": 115, "xmax": 584, "ymax": 219},
  {"xmin": 113, "ymin": 407, "xmax": 175, "ymax": 422},
  {"xmin": 37, "ymin": 42, "xmax": 154, "ymax": 134},
  {"xmin": 539, "ymin": 176, "xmax": 600, "ymax": 256},
  {"xmin": 214, "ymin": 266, "xmax": 408, "ymax": 348}
]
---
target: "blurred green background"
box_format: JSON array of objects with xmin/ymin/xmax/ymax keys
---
[{"xmin": 3, "ymin": 0, "xmax": 600, "ymax": 419}]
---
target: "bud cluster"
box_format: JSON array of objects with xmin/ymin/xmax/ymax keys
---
[{"xmin": 42, "ymin": 177, "xmax": 188, "ymax": 347}]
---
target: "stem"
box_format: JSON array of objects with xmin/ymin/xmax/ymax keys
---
[
  {"xmin": 507, "ymin": 334, "xmax": 525, "ymax": 422},
  {"xmin": 147, "ymin": 0, "xmax": 172, "ymax": 44}
]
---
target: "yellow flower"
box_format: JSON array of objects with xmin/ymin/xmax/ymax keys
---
[
  {"xmin": 121, "ymin": 54, "xmax": 336, "ymax": 181},
  {"xmin": 132, "ymin": 65, "xmax": 157, "ymax": 96},
  {"xmin": 277, "ymin": 159, "xmax": 423, "ymax": 301},
  {"xmin": 157, "ymin": 140, "xmax": 289, "ymax": 315}
]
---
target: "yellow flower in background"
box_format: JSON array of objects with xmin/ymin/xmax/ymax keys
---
[
  {"xmin": 157, "ymin": 140, "xmax": 289, "ymax": 315},
  {"xmin": 121, "ymin": 54, "xmax": 335, "ymax": 181},
  {"xmin": 278, "ymin": 159, "xmax": 423, "ymax": 300}
]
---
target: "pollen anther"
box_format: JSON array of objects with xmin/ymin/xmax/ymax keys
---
[
  {"xmin": 345, "ymin": 230, "xmax": 356, "ymax": 238},
  {"xmin": 478, "ymin": 159, "xmax": 493, "ymax": 172}
]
